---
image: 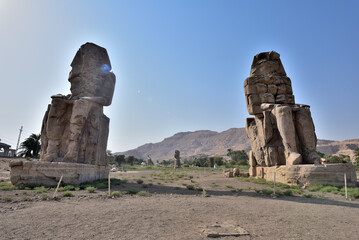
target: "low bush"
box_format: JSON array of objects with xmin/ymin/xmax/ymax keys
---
[
  {"xmin": 125, "ymin": 188, "xmax": 139, "ymax": 194},
  {"xmin": 86, "ymin": 187, "xmax": 96, "ymax": 193},
  {"xmin": 34, "ymin": 186, "xmax": 48, "ymax": 193},
  {"xmin": 62, "ymin": 191, "xmax": 73, "ymax": 197},
  {"xmin": 41, "ymin": 193, "xmax": 49, "ymax": 200},
  {"xmin": 142, "ymin": 184, "xmax": 148, "ymax": 188},
  {"xmin": 282, "ymin": 190, "xmax": 293, "ymax": 196},
  {"xmin": 3, "ymin": 196, "xmax": 12, "ymax": 202},
  {"xmin": 0, "ymin": 182, "xmax": 17, "ymax": 191},
  {"xmin": 261, "ymin": 188, "xmax": 273, "ymax": 195},
  {"xmin": 306, "ymin": 185, "xmax": 324, "ymax": 192},
  {"xmin": 111, "ymin": 191, "xmax": 121, "ymax": 197},
  {"xmin": 137, "ymin": 191, "xmax": 150, "ymax": 197},
  {"xmin": 186, "ymin": 185, "xmax": 195, "ymax": 190},
  {"xmin": 136, "ymin": 179, "xmax": 144, "ymax": 184},
  {"xmin": 22, "ymin": 196, "xmax": 31, "ymax": 201}
]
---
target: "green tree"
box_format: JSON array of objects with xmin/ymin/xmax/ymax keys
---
[
  {"xmin": 125, "ymin": 156, "xmax": 135, "ymax": 165},
  {"xmin": 227, "ymin": 150, "xmax": 249, "ymax": 166},
  {"xmin": 114, "ymin": 155, "xmax": 125, "ymax": 166},
  {"xmin": 354, "ymin": 148, "xmax": 359, "ymax": 170},
  {"xmin": 213, "ymin": 156, "xmax": 224, "ymax": 166},
  {"xmin": 18, "ymin": 133, "xmax": 41, "ymax": 158}
]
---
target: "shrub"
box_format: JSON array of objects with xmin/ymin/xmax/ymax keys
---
[
  {"xmin": 254, "ymin": 188, "xmax": 261, "ymax": 193},
  {"xmin": 62, "ymin": 185, "xmax": 75, "ymax": 191},
  {"xmin": 34, "ymin": 186, "xmax": 48, "ymax": 193},
  {"xmin": 0, "ymin": 183, "xmax": 18, "ymax": 191},
  {"xmin": 320, "ymin": 185, "xmax": 339, "ymax": 193},
  {"xmin": 346, "ymin": 187, "xmax": 359, "ymax": 199},
  {"xmin": 137, "ymin": 191, "xmax": 150, "ymax": 197},
  {"xmin": 261, "ymin": 188, "xmax": 274, "ymax": 195},
  {"xmin": 41, "ymin": 193, "xmax": 49, "ymax": 200},
  {"xmin": 62, "ymin": 191, "xmax": 73, "ymax": 197},
  {"xmin": 226, "ymin": 185, "xmax": 233, "ymax": 189},
  {"xmin": 136, "ymin": 179, "xmax": 144, "ymax": 184},
  {"xmin": 196, "ymin": 187, "xmax": 203, "ymax": 191},
  {"xmin": 111, "ymin": 191, "xmax": 121, "ymax": 197},
  {"xmin": 125, "ymin": 188, "xmax": 139, "ymax": 194},
  {"xmin": 142, "ymin": 184, "xmax": 148, "ymax": 188},
  {"xmin": 174, "ymin": 187, "xmax": 180, "ymax": 190},
  {"xmin": 304, "ymin": 194, "xmax": 313, "ymax": 198},
  {"xmin": 22, "ymin": 196, "xmax": 31, "ymax": 201},
  {"xmin": 86, "ymin": 187, "xmax": 96, "ymax": 193},
  {"xmin": 237, "ymin": 188, "xmax": 243, "ymax": 192},
  {"xmin": 283, "ymin": 190, "xmax": 293, "ymax": 196},
  {"xmin": 183, "ymin": 164, "xmax": 190, "ymax": 167},
  {"xmin": 3, "ymin": 196, "xmax": 12, "ymax": 202},
  {"xmin": 186, "ymin": 185, "xmax": 195, "ymax": 190}
]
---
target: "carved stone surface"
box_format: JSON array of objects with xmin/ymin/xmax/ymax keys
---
[
  {"xmin": 10, "ymin": 161, "xmax": 108, "ymax": 187},
  {"xmin": 245, "ymin": 52, "xmax": 320, "ymax": 168},
  {"xmin": 244, "ymin": 52, "xmax": 357, "ymax": 185},
  {"xmin": 174, "ymin": 150, "xmax": 181, "ymax": 168},
  {"xmin": 10, "ymin": 43, "xmax": 115, "ymax": 186},
  {"xmin": 257, "ymin": 163, "xmax": 357, "ymax": 187},
  {"xmin": 40, "ymin": 43, "xmax": 115, "ymax": 165}
]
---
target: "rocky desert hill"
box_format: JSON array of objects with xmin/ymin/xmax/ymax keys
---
[{"xmin": 118, "ymin": 128, "xmax": 359, "ymax": 161}]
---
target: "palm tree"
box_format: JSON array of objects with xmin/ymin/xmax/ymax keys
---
[{"xmin": 18, "ymin": 133, "xmax": 41, "ymax": 158}]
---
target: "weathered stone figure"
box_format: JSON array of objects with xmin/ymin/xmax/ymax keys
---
[
  {"xmin": 244, "ymin": 51, "xmax": 321, "ymax": 170},
  {"xmin": 40, "ymin": 42, "xmax": 116, "ymax": 165},
  {"xmin": 10, "ymin": 43, "xmax": 115, "ymax": 186},
  {"xmin": 174, "ymin": 150, "xmax": 181, "ymax": 168},
  {"xmin": 146, "ymin": 155, "xmax": 152, "ymax": 166}
]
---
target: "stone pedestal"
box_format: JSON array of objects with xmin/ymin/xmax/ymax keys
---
[
  {"xmin": 253, "ymin": 163, "xmax": 357, "ymax": 187},
  {"xmin": 10, "ymin": 160, "xmax": 109, "ymax": 186}
]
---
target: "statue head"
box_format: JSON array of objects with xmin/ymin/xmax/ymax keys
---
[
  {"xmin": 68, "ymin": 42, "xmax": 116, "ymax": 106},
  {"xmin": 250, "ymin": 51, "xmax": 286, "ymax": 77}
]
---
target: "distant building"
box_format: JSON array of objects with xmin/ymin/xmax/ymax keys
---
[{"xmin": 0, "ymin": 141, "xmax": 16, "ymax": 157}]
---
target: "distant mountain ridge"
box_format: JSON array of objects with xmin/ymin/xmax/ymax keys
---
[{"xmin": 117, "ymin": 128, "xmax": 359, "ymax": 161}]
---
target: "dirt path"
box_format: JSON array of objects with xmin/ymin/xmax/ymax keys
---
[
  {"xmin": 1, "ymin": 168, "xmax": 359, "ymax": 239},
  {"xmin": 1, "ymin": 192, "xmax": 358, "ymax": 240}
]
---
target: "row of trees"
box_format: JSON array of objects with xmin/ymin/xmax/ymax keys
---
[{"xmin": 106, "ymin": 151, "xmax": 144, "ymax": 166}]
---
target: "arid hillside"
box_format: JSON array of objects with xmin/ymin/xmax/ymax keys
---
[{"xmin": 118, "ymin": 128, "xmax": 359, "ymax": 161}]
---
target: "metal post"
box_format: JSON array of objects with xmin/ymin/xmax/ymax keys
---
[
  {"xmin": 15, "ymin": 126, "xmax": 23, "ymax": 155},
  {"xmin": 273, "ymin": 172, "xmax": 276, "ymax": 196},
  {"xmin": 344, "ymin": 173, "xmax": 348, "ymax": 200},
  {"xmin": 108, "ymin": 172, "xmax": 111, "ymax": 197}
]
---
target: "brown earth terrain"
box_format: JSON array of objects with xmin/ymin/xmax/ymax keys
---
[
  {"xmin": 1, "ymin": 158, "xmax": 358, "ymax": 240},
  {"xmin": 118, "ymin": 128, "xmax": 359, "ymax": 161}
]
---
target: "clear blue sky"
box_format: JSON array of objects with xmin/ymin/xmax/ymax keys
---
[{"xmin": 1, "ymin": 0, "xmax": 359, "ymax": 152}]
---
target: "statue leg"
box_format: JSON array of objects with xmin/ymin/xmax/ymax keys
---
[
  {"xmin": 63, "ymin": 99, "xmax": 91, "ymax": 162},
  {"xmin": 273, "ymin": 105, "xmax": 302, "ymax": 165},
  {"xmin": 295, "ymin": 107, "xmax": 321, "ymax": 164}
]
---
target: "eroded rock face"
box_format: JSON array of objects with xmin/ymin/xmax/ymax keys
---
[
  {"xmin": 174, "ymin": 150, "xmax": 181, "ymax": 168},
  {"xmin": 40, "ymin": 42, "xmax": 116, "ymax": 166},
  {"xmin": 244, "ymin": 52, "xmax": 320, "ymax": 169},
  {"xmin": 10, "ymin": 43, "xmax": 115, "ymax": 186}
]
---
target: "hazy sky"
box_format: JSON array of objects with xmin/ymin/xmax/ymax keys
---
[{"xmin": 1, "ymin": 0, "xmax": 359, "ymax": 152}]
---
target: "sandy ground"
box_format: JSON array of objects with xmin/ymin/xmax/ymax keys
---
[{"xmin": 1, "ymin": 159, "xmax": 359, "ymax": 240}]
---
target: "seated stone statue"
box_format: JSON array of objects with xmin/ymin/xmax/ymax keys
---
[
  {"xmin": 244, "ymin": 51, "xmax": 321, "ymax": 168},
  {"xmin": 40, "ymin": 43, "xmax": 116, "ymax": 165}
]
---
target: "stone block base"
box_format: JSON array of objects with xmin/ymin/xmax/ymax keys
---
[
  {"xmin": 252, "ymin": 163, "xmax": 357, "ymax": 187},
  {"xmin": 10, "ymin": 160, "xmax": 109, "ymax": 186}
]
